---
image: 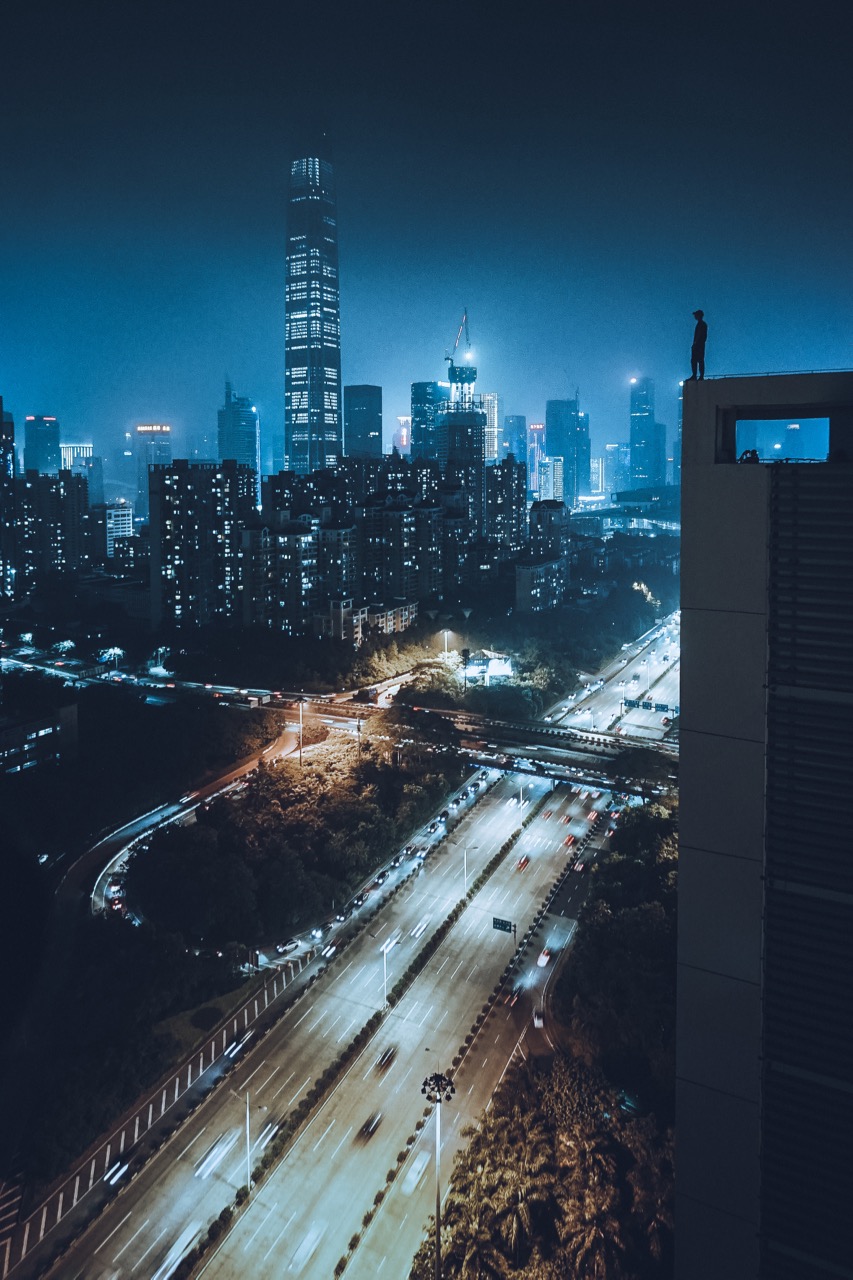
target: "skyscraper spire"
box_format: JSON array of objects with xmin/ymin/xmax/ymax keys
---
[{"xmin": 284, "ymin": 137, "xmax": 342, "ymax": 474}]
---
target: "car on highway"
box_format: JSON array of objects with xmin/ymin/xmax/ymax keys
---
[
  {"xmin": 564, "ymin": 834, "xmax": 575, "ymax": 847},
  {"xmin": 533, "ymin": 1008, "xmax": 544, "ymax": 1028},
  {"xmin": 573, "ymin": 859, "xmax": 587, "ymax": 872},
  {"xmin": 542, "ymin": 809, "xmax": 552, "ymax": 819},
  {"xmin": 358, "ymin": 1112, "xmax": 383, "ymax": 1140},
  {"xmin": 402, "ymin": 1150, "xmax": 430, "ymax": 1195},
  {"xmin": 537, "ymin": 947, "xmax": 552, "ymax": 967},
  {"xmin": 275, "ymin": 939, "xmax": 299, "ymax": 954},
  {"xmin": 375, "ymin": 1045, "xmax": 397, "ymax": 1071},
  {"xmin": 503, "ymin": 982, "xmax": 524, "ymax": 1006},
  {"xmin": 516, "ymin": 854, "xmax": 530, "ymax": 871}
]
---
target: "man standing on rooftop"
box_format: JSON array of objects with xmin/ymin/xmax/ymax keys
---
[{"xmin": 688, "ymin": 309, "xmax": 708, "ymax": 380}]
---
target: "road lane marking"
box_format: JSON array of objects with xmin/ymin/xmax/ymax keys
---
[
  {"xmin": 177, "ymin": 1127, "xmax": 206, "ymax": 1160},
  {"xmin": 467, "ymin": 965, "xmax": 478, "ymax": 982},
  {"xmin": 289, "ymin": 1077, "xmax": 310, "ymax": 1105},
  {"xmin": 450, "ymin": 959, "xmax": 464, "ymax": 979},
  {"xmin": 243, "ymin": 1201, "xmax": 278, "ymax": 1250},
  {"xmin": 292, "ymin": 1007, "xmax": 313, "ymax": 1029},
  {"xmin": 240, "ymin": 1059, "xmax": 266, "ymax": 1089},
  {"xmin": 419, "ymin": 1003, "xmax": 434, "ymax": 1026},
  {"xmin": 262, "ymin": 1212, "xmax": 296, "ymax": 1262},
  {"xmin": 93, "ymin": 1211, "xmax": 132, "ymax": 1253},
  {"xmin": 329, "ymin": 1126, "xmax": 354, "ymax": 1160},
  {"xmin": 113, "ymin": 1217, "xmax": 150, "ymax": 1262},
  {"xmin": 256, "ymin": 1065, "xmax": 281, "ymax": 1094},
  {"xmin": 131, "ymin": 1225, "xmax": 167, "ymax": 1269},
  {"xmin": 311, "ymin": 1118, "xmax": 336, "ymax": 1152},
  {"xmin": 337, "ymin": 1015, "xmax": 359, "ymax": 1043},
  {"xmin": 321, "ymin": 1013, "xmax": 342, "ymax": 1038}
]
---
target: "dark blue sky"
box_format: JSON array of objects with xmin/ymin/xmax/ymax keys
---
[{"xmin": 1, "ymin": 0, "xmax": 850, "ymax": 469}]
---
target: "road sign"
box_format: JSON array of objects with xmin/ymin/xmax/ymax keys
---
[{"xmin": 492, "ymin": 916, "xmax": 512, "ymax": 934}]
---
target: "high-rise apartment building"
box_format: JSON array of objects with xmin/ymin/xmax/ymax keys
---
[
  {"xmin": 134, "ymin": 423, "xmax": 172, "ymax": 521},
  {"xmin": 344, "ymin": 385, "xmax": 383, "ymax": 459},
  {"xmin": 539, "ymin": 455, "xmax": 564, "ymax": 502},
  {"xmin": 23, "ymin": 415, "xmax": 61, "ymax": 475},
  {"xmin": 149, "ymin": 459, "xmax": 255, "ymax": 629},
  {"xmin": 677, "ymin": 371, "xmax": 853, "ymax": 1280},
  {"xmin": 218, "ymin": 382, "xmax": 261, "ymax": 504},
  {"xmin": 105, "ymin": 500, "xmax": 134, "ymax": 559},
  {"xmin": 284, "ymin": 142, "xmax": 342, "ymax": 474},
  {"xmin": 16, "ymin": 470, "xmax": 92, "ymax": 585},
  {"xmin": 241, "ymin": 517, "xmax": 320, "ymax": 634},
  {"xmin": 481, "ymin": 392, "xmax": 500, "ymax": 463},
  {"xmin": 629, "ymin": 377, "xmax": 666, "ymax": 488},
  {"xmin": 485, "ymin": 455, "xmax": 527, "ymax": 550},
  {"xmin": 411, "ymin": 381, "xmax": 450, "ymax": 461},
  {"xmin": 60, "ymin": 443, "xmax": 93, "ymax": 470}
]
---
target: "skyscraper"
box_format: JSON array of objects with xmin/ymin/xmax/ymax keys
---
[
  {"xmin": 23, "ymin": 415, "xmax": 61, "ymax": 475},
  {"xmin": 481, "ymin": 392, "xmax": 500, "ymax": 463},
  {"xmin": 0, "ymin": 397, "xmax": 16, "ymax": 600},
  {"xmin": 344, "ymin": 385, "xmax": 383, "ymax": 459},
  {"xmin": 545, "ymin": 398, "xmax": 591, "ymax": 506},
  {"xmin": 134, "ymin": 423, "xmax": 172, "ymax": 521},
  {"xmin": 436, "ymin": 357, "xmax": 487, "ymax": 536},
  {"xmin": 502, "ymin": 414, "xmax": 527, "ymax": 462},
  {"xmin": 527, "ymin": 422, "xmax": 546, "ymax": 497},
  {"xmin": 284, "ymin": 141, "xmax": 342, "ymax": 474},
  {"xmin": 676, "ymin": 371, "xmax": 853, "ymax": 1280},
  {"xmin": 629, "ymin": 377, "xmax": 666, "ymax": 488},
  {"xmin": 218, "ymin": 381, "xmax": 261, "ymax": 504},
  {"xmin": 411, "ymin": 381, "xmax": 450, "ymax": 461}
]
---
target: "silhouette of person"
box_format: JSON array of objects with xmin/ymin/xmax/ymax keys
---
[{"xmin": 688, "ymin": 309, "xmax": 707, "ymax": 380}]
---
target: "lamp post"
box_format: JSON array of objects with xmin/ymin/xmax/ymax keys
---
[
  {"xmin": 422, "ymin": 1071, "xmax": 455, "ymax": 1280},
  {"xmin": 618, "ymin": 680, "xmax": 625, "ymax": 715},
  {"xmin": 442, "ymin": 629, "xmax": 449, "ymax": 657},
  {"xmin": 296, "ymin": 696, "xmax": 306, "ymax": 768},
  {"xmin": 381, "ymin": 934, "xmax": 397, "ymax": 1007}
]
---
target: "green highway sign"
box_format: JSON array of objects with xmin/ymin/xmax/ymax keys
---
[{"xmin": 493, "ymin": 917, "xmax": 512, "ymax": 934}]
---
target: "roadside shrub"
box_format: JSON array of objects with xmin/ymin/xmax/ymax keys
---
[{"xmin": 349, "ymin": 1233, "xmax": 361, "ymax": 1251}]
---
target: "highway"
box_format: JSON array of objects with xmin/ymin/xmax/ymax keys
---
[{"xmin": 37, "ymin": 776, "xmax": 614, "ymax": 1280}]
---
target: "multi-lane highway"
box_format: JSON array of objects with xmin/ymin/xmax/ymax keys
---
[{"xmin": 31, "ymin": 774, "xmax": 615, "ymax": 1280}]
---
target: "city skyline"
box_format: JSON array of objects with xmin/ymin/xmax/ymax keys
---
[{"xmin": 1, "ymin": 1, "xmax": 850, "ymax": 471}]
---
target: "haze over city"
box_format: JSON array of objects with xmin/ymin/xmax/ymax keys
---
[{"xmin": 2, "ymin": 0, "xmax": 851, "ymax": 468}]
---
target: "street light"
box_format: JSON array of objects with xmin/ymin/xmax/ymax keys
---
[
  {"xmin": 380, "ymin": 933, "xmax": 398, "ymax": 1008},
  {"xmin": 296, "ymin": 696, "xmax": 306, "ymax": 768},
  {"xmin": 442, "ymin": 629, "xmax": 449, "ymax": 657},
  {"xmin": 422, "ymin": 1071, "xmax": 455, "ymax": 1280}
]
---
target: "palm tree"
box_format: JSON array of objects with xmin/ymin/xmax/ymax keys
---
[
  {"xmin": 492, "ymin": 1136, "xmax": 557, "ymax": 1266},
  {"xmin": 557, "ymin": 1174, "xmax": 630, "ymax": 1279},
  {"xmin": 441, "ymin": 1193, "xmax": 508, "ymax": 1279}
]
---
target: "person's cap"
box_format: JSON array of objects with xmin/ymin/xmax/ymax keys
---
[{"xmin": 693, "ymin": 309, "xmax": 704, "ymax": 317}]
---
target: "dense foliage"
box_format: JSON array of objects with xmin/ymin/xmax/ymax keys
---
[
  {"xmin": 410, "ymin": 799, "xmax": 678, "ymax": 1279},
  {"xmin": 410, "ymin": 1057, "xmax": 673, "ymax": 1280},
  {"xmin": 127, "ymin": 709, "xmax": 464, "ymax": 945}
]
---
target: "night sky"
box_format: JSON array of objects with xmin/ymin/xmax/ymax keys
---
[{"xmin": 1, "ymin": 0, "xmax": 851, "ymax": 470}]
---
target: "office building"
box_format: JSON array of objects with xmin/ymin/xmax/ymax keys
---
[
  {"xmin": 218, "ymin": 382, "xmax": 261, "ymax": 505},
  {"xmin": 344, "ymin": 385, "xmax": 383, "ymax": 460},
  {"xmin": 134, "ymin": 423, "xmax": 172, "ymax": 521},
  {"xmin": 436, "ymin": 358, "xmax": 487, "ymax": 536},
  {"xmin": 676, "ymin": 371, "xmax": 853, "ymax": 1280},
  {"xmin": 502, "ymin": 414, "xmax": 527, "ymax": 463},
  {"xmin": 149, "ymin": 459, "xmax": 255, "ymax": 629},
  {"xmin": 284, "ymin": 140, "xmax": 342, "ymax": 473},
  {"xmin": 0, "ymin": 397, "xmax": 16, "ymax": 600},
  {"xmin": 241, "ymin": 517, "xmax": 319, "ymax": 634},
  {"xmin": 527, "ymin": 422, "xmax": 546, "ymax": 496},
  {"xmin": 629, "ymin": 378, "xmax": 666, "ymax": 488},
  {"xmin": 393, "ymin": 416, "xmax": 411, "ymax": 456},
  {"xmin": 603, "ymin": 442, "xmax": 631, "ymax": 496},
  {"xmin": 411, "ymin": 381, "xmax": 450, "ymax": 461},
  {"xmin": 545, "ymin": 398, "xmax": 591, "ymax": 505},
  {"xmin": 23, "ymin": 415, "xmax": 61, "ymax": 475}
]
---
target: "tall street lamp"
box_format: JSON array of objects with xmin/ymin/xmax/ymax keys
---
[
  {"xmin": 296, "ymin": 695, "xmax": 306, "ymax": 768},
  {"xmin": 422, "ymin": 1071, "xmax": 455, "ymax": 1280},
  {"xmin": 380, "ymin": 932, "xmax": 398, "ymax": 1008},
  {"xmin": 442, "ymin": 629, "xmax": 449, "ymax": 657}
]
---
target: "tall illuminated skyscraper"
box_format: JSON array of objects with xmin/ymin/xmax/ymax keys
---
[
  {"xmin": 629, "ymin": 377, "xmax": 666, "ymax": 488},
  {"xmin": 218, "ymin": 381, "xmax": 261, "ymax": 504},
  {"xmin": 284, "ymin": 140, "xmax": 342, "ymax": 474}
]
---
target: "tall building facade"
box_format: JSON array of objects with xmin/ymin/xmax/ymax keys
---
[
  {"xmin": 527, "ymin": 422, "xmax": 546, "ymax": 497},
  {"xmin": 0, "ymin": 397, "xmax": 16, "ymax": 600},
  {"xmin": 218, "ymin": 382, "xmax": 261, "ymax": 504},
  {"xmin": 344, "ymin": 385, "xmax": 383, "ymax": 459},
  {"xmin": 481, "ymin": 392, "xmax": 500, "ymax": 463},
  {"xmin": 676, "ymin": 371, "xmax": 853, "ymax": 1280},
  {"xmin": 502, "ymin": 414, "xmax": 527, "ymax": 463},
  {"xmin": 411, "ymin": 381, "xmax": 450, "ymax": 461},
  {"xmin": 134, "ymin": 423, "xmax": 172, "ymax": 522},
  {"xmin": 149, "ymin": 459, "xmax": 255, "ymax": 629},
  {"xmin": 629, "ymin": 377, "xmax": 666, "ymax": 488},
  {"xmin": 545, "ymin": 398, "xmax": 591, "ymax": 506},
  {"xmin": 23, "ymin": 415, "xmax": 61, "ymax": 475},
  {"xmin": 436, "ymin": 359, "xmax": 487, "ymax": 536},
  {"xmin": 284, "ymin": 143, "xmax": 342, "ymax": 474}
]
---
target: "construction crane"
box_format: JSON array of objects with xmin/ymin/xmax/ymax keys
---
[{"xmin": 445, "ymin": 309, "xmax": 471, "ymax": 369}]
